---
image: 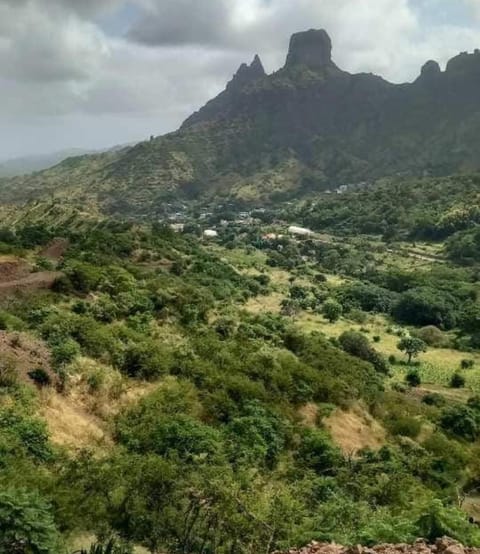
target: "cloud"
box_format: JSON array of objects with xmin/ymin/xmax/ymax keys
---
[
  {"xmin": 1, "ymin": 0, "xmax": 480, "ymax": 159},
  {"xmin": 465, "ymin": 0, "xmax": 480, "ymax": 20},
  {"xmin": 127, "ymin": 0, "xmax": 480, "ymax": 81},
  {"xmin": 0, "ymin": 1, "xmax": 110, "ymax": 83}
]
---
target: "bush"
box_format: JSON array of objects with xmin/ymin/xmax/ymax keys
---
[
  {"xmin": 422, "ymin": 393, "xmax": 446, "ymax": 407},
  {"xmin": 0, "ymin": 489, "xmax": 61, "ymax": 554},
  {"xmin": 394, "ymin": 287, "xmax": 458, "ymax": 330},
  {"xmin": 440, "ymin": 405, "xmax": 479, "ymax": 441},
  {"xmin": 51, "ymin": 338, "xmax": 81, "ymax": 369},
  {"xmin": 296, "ymin": 428, "xmax": 343, "ymax": 474},
  {"xmin": 0, "ymin": 359, "xmax": 17, "ymax": 388},
  {"xmin": 349, "ymin": 308, "xmax": 368, "ymax": 324},
  {"xmin": 322, "ymin": 298, "xmax": 343, "ymax": 323},
  {"xmin": 338, "ymin": 330, "xmax": 387, "ymax": 373},
  {"xmin": 461, "ymin": 359, "xmax": 475, "ymax": 370},
  {"xmin": 120, "ymin": 341, "xmax": 171, "ymax": 380},
  {"xmin": 388, "ymin": 415, "xmax": 422, "ymax": 438},
  {"xmin": 28, "ymin": 368, "xmax": 52, "ymax": 388},
  {"xmin": 405, "ymin": 369, "xmax": 421, "ymax": 387},
  {"xmin": 77, "ymin": 539, "xmax": 133, "ymax": 554},
  {"xmin": 414, "ymin": 326, "xmax": 446, "ymax": 347},
  {"xmin": 450, "ymin": 372, "xmax": 466, "ymax": 389}
]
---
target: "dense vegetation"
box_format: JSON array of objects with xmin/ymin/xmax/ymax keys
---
[{"xmin": 1, "ymin": 199, "xmax": 480, "ymax": 553}]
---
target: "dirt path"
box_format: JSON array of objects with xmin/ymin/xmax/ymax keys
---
[{"xmin": 0, "ymin": 271, "xmax": 62, "ymax": 295}]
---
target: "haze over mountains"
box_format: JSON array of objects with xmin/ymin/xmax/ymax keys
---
[{"xmin": 1, "ymin": 29, "xmax": 480, "ymax": 215}]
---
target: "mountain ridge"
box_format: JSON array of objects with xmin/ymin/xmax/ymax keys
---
[{"xmin": 1, "ymin": 29, "xmax": 480, "ymax": 215}]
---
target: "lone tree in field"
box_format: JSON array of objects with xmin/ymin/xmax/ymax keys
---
[
  {"xmin": 397, "ymin": 336, "xmax": 427, "ymax": 364},
  {"xmin": 322, "ymin": 298, "xmax": 343, "ymax": 323}
]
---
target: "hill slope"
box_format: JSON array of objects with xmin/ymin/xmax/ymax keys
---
[{"xmin": 2, "ymin": 29, "xmax": 480, "ymax": 215}]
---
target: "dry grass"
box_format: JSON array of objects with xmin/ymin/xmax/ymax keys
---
[
  {"xmin": 324, "ymin": 403, "xmax": 386, "ymax": 455},
  {"xmin": 39, "ymin": 389, "xmax": 109, "ymax": 451},
  {"xmin": 244, "ymin": 292, "xmax": 283, "ymax": 314},
  {"xmin": 298, "ymin": 402, "xmax": 319, "ymax": 428}
]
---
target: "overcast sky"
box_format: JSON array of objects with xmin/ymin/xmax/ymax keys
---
[{"xmin": 1, "ymin": 0, "xmax": 480, "ymax": 161}]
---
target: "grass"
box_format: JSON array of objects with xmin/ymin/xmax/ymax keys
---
[{"xmin": 295, "ymin": 310, "xmax": 480, "ymax": 395}]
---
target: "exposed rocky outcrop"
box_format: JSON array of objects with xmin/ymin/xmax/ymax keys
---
[
  {"xmin": 284, "ymin": 29, "xmax": 340, "ymax": 71},
  {"xmin": 275, "ymin": 537, "xmax": 480, "ymax": 554},
  {"xmin": 226, "ymin": 54, "xmax": 266, "ymax": 91}
]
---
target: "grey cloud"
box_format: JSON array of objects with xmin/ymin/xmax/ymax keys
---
[
  {"xmin": 1, "ymin": 0, "xmax": 480, "ymax": 161},
  {"xmin": 128, "ymin": 0, "xmax": 231, "ymax": 47},
  {"xmin": 0, "ymin": 0, "xmax": 110, "ymax": 83}
]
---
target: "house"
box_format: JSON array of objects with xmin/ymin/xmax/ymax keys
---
[
  {"xmin": 203, "ymin": 229, "xmax": 218, "ymax": 238},
  {"xmin": 288, "ymin": 226, "xmax": 313, "ymax": 237}
]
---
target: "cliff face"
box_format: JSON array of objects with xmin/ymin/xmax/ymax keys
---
[{"xmin": 2, "ymin": 29, "xmax": 480, "ymax": 214}]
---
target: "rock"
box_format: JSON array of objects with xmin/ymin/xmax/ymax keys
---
[
  {"xmin": 284, "ymin": 29, "xmax": 339, "ymax": 71},
  {"xmin": 346, "ymin": 546, "xmax": 363, "ymax": 554},
  {"xmin": 436, "ymin": 538, "xmax": 459, "ymax": 553},
  {"xmin": 444, "ymin": 546, "xmax": 465, "ymax": 554},
  {"xmin": 418, "ymin": 60, "xmax": 441, "ymax": 82},
  {"xmin": 226, "ymin": 54, "xmax": 266, "ymax": 91}
]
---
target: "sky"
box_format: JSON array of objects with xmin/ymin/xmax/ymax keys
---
[{"xmin": 1, "ymin": 0, "xmax": 480, "ymax": 161}]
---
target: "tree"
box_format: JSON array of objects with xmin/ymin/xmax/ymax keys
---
[
  {"xmin": 397, "ymin": 336, "xmax": 427, "ymax": 364},
  {"xmin": 322, "ymin": 298, "xmax": 342, "ymax": 323},
  {"xmin": 0, "ymin": 489, "xmax": 62, "ymax": 554},
  {"xmin": 440, "ymin": 405, "xmax": 479, "ymax": 441}
]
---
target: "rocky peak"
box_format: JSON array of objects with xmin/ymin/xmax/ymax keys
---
[
  {"xmin": 416, "ymin": 60, "xmax": 442, "ymax": 84},
  {"xmin": 421, "ymin": 60, "xmax": 441, "ymax": 78},
  {"xmin": 445, "ymin": 49, "xmax": 480, "ymax": 74},
  {"xmin": 284, "ymin": 29, "xmax": 338, "ymax": 71},
  {"xmin": 226, "ymin": 54, "xmax": 266, "ymax": 91}
]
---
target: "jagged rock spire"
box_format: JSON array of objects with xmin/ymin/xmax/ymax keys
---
[
  {"xmin": 226, "ymin": 54, "xmax": 266, "ymax": 91},
  {"xmin": 284, "ymin": 29, "xmax": 337, "ymax": 70}
]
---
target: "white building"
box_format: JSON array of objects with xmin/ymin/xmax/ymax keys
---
[
  {"xmin": 203, "ymin": 229, "xmax": 218, "ymax": 238},
  {"xmin": 288, "ymin": 226, "xmax": 313, "ymax": 237}
]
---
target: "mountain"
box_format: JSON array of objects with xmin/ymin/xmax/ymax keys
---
[
  {"xmin": 0, "ymin": 148, "xmax": 95, "ymax": 177},
  {"xmin": 1, "ymin": 29, "xmax": 480, "ymax": 215}
]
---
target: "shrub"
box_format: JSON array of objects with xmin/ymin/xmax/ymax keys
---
[
  {"xmin": 0, "ymin": 489, "xmax": 61, "ymax": 554},
  {"xmin": 322, "ymin": 298, "xmax": 343, "ymax": 323},
  {"xmin": 0, "ymin": 359, "xmax": 17, "ymax": 388},
  {"xmin": 338, "ymin": 330, "xmax": 387, "ymax": 373},
  {"xmin": 120, "ymin": 341, "xmax": 171, "ymax": 380},
  {"xmin": 28, "ymin": 368, "xmax": 52, "ymax": 388},
  {"xmin": 414, "ymin": 326, "xmax": 446, "ymax": 347},
  {"xmin": 450, "ymin": 372, "xmax": 466, "ymax": 389},
  {"xmin": 77, "ymin": 539, "xmax": 133, "ymax": 554},
  {"xmin": 296, "ymin": 428, "xmax": 343, "ymax": 474},
  {"xmin": 51, "ymin": 338, "xmax": 81, "ymax": 369},
  {"xmin": 405, "ymin": 369, "xmax": 421, "ymax": 387},
  {"xmin": 394, "ymin": 287, "xmax": 458, "ymax": 330},
  {"xmin": 422, "ymin": 393, "xmax": 446, "ymax": 407},
  {"xmin": 461, "ymin": 359, "xmax": 475, "ymax": 370},
  {"xmin": 440, "ymin": 405, "xmax": 479, "ymax": 441},
  {"xmin": 388, "ymin": 415, "xmax": 422, "ymax": 438},
  {"xmin": 349, "ymin": 308, "xmax": 368, "ymax": 324}
]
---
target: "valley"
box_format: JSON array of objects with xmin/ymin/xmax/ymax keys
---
[
  {"xmin": 1, "ymin": 173, "xmax": 480, "ymax": 552},
  {"xmin": 2, "ymin": 13, "xmax": 480, "ymax": 553}
]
